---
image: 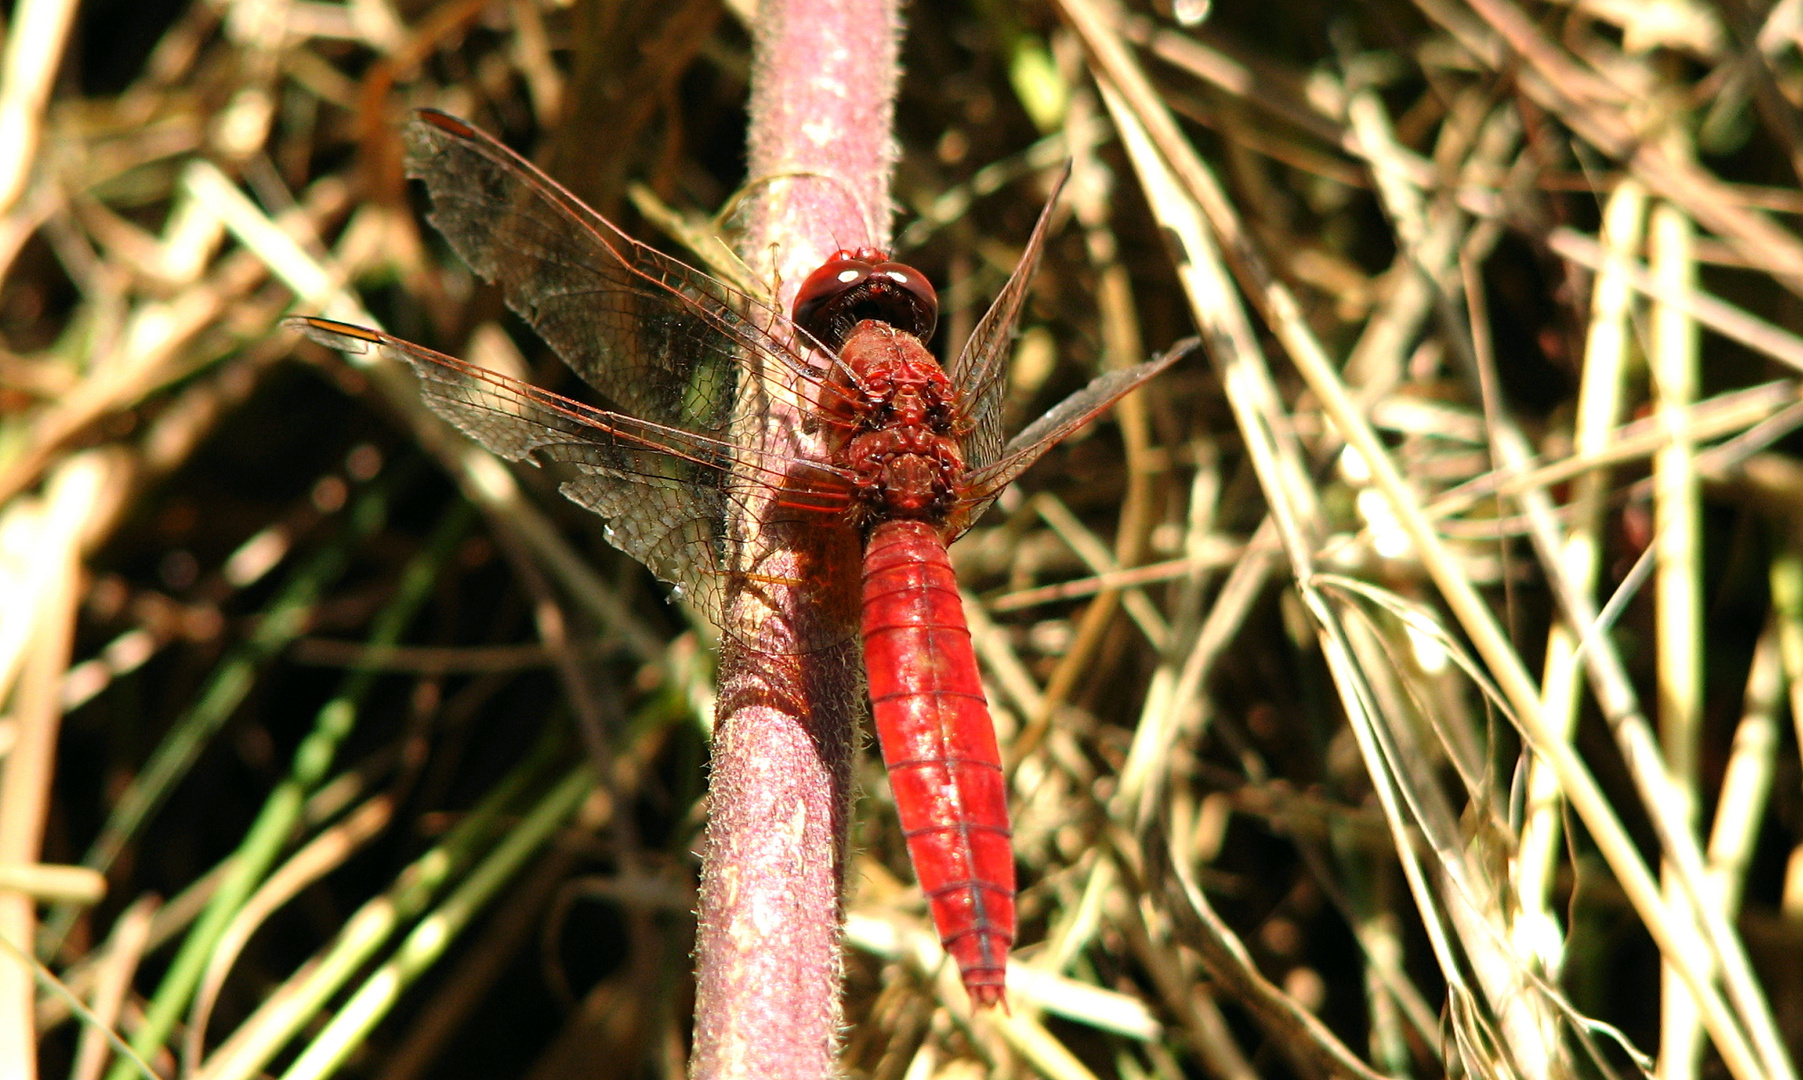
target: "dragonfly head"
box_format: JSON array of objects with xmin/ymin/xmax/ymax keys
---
[{"xmin": 793, "ymin": 248, "xmax": 938, "ymax": 352}]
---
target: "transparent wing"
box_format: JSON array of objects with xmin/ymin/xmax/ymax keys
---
[
  {"xmin": 947, "ymin": 164, "xmax": 1071, "ymax": 474},
  {"xmin": 953, "ymin": 338, "xmax": 1197, "ymax": 533},
  {"xmin": 294, "ymin": 317, "xmax": 852, "ymax": 626},
  {"xmin": 403, "ymin": 109, "xmax": 823, "ymax": 438}
]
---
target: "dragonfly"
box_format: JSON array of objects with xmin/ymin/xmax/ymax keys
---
[{"xmin": 296, "ymin": 109, "xmax": 1190, "ymax": 1007}]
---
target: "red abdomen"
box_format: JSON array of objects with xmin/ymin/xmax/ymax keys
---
[{"xmin": 861, "ymin": 518, "xmax": 1014, "ymax": 1007}]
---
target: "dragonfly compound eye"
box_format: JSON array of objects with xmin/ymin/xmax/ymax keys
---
[{"xmin": 793, "ymin": 250, "xmax": 939, "ymax": 351}]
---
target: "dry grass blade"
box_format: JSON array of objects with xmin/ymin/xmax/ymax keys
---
[{"xmin": 1068, "ymin": 0, "xmax": 1801, "ymax": 1077}]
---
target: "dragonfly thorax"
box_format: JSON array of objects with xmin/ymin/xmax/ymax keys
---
[
  {"xmin": 853, "ymin": 363, "xmax": 955, "ymax": 433},
  {"xmin": 829, "ymin": 321, "xmax": 966, "ymax": 530},
  {"xmin": 843, "ymin": 426, "xmax": 963, "ymax": 523}
]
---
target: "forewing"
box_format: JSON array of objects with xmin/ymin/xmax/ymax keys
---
[
  {"xmin": 948, "ymin": 164, "xmax": 1071, "ymax": 473},
  {"xmin": 403, "ymin": 109, "xmax": 815, "ymax": 438},
  {"xmin": 294, "ymin": 317, "xmax": 802, "ymax": 626},
  {"xmin": 954, "ymin": 339, "xmax": 1196, "ymax": 533}
]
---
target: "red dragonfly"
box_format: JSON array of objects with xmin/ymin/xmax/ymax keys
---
[{"xmin": 297, "ymin": 109, "xmax": 1189, "ymax": 1007}]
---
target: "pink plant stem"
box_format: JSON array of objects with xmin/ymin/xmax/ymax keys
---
[{"xmin": 688, "ymin": 0, "xmax": 901, "ymax": 1077}]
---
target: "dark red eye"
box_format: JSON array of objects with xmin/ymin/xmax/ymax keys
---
[{"xmin": 792, "ymin": 248, "xmax": 938, "ymax": 352}]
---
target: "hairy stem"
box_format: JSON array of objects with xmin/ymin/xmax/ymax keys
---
[{"xmin": 688, "ymin": 1, "xmax": 902, "ymax": 1077}]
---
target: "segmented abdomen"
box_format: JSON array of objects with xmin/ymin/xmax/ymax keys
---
[{"xmin": 861, "ymin": 518, "xmax": 1014, "ymax": 1007}]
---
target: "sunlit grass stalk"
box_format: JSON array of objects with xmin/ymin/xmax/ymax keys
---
[
  {"xmin": 69, "ymin": 896, "xmax": 157, "ymax": 1080},
  {"xmin": 1518, "ymin": 177, "xmax": 1644, "ymax": 982},
  {"xmin": 193, "ymin": 730, "xmax": 567, "ymax": 1080},
  {"xmin": 0, "ymin": 453, "xmax": 114, "ymax": 1080},
  {"xmin": 1699, "ymin": 617, "xmax": 1783, "ymax": 973},
  {"xmin": 98, "ymin": 498, "xmax": 473, "ymax": 1080},
  {"xmin": 1652, "ymin": 198, "xmax": 1706, "ymax": 1079},
  {"xmin": 277, "ymin": 764, "xmax": 594, "ymax": 1080}
]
